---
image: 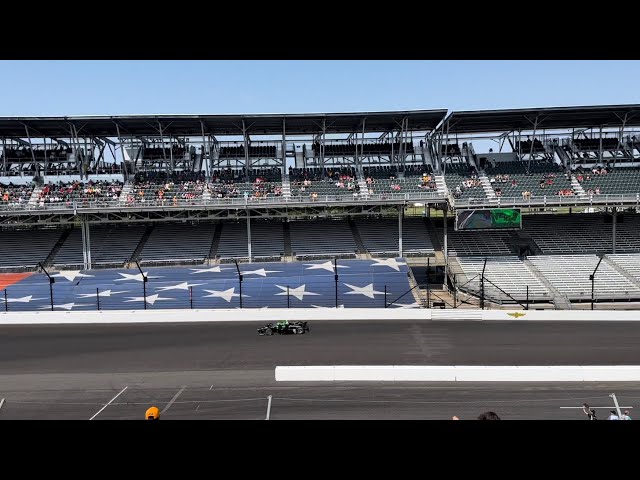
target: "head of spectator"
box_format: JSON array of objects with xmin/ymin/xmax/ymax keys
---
[{"xmin": 477, "ymin": 411, "xmax": 501, "ymax": 420}]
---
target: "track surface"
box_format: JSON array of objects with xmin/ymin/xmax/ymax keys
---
[{"xmin": 0, "ymin": 321, "xmax": 638, "ymax": 420}]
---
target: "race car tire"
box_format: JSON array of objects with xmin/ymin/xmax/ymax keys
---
[{"xmin": 264, "ymin": 327, "xmax": 273, "ymax": 336}]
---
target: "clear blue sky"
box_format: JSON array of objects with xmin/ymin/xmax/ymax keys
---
[{"xmin": 1, "ymin": 60, "xmax": 638, "ymax": 116}]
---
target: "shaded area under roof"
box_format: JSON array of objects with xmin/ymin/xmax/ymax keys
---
[
  {"xmin": 441, "ymin": 105, "xmax": 640, "ymax": 134},
  {"xmin": 0, "ymin": 110, "xmax": 447, "ymax": 138}
]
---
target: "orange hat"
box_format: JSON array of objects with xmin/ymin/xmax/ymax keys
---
[{"xmin": 145, "ymin": 406, "xmax": 160, "ymax": 420}]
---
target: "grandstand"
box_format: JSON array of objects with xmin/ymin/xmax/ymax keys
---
[{"xmin": 2, "ymin": 105, "xmax": 640, "ymax": 310}]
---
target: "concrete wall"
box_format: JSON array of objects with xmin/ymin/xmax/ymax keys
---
[{"xmin": 1, "ymin": 307, "xmax": 640, "ymax": 325}]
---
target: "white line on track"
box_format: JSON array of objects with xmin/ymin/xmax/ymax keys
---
[
  {"xmin": 560, "ymin": 406, "xmax": 633, "ymax": 409},
  {"xmin": 0, "ymin": 398, "xmax": 5, "ymax": 411},
  {"xmin": 162, "ymin": 386, "xmax": 186, "ymax": 414},
  {"xmin": 90, "ymin": 386, "xmax": 128, "ymax": 420}
]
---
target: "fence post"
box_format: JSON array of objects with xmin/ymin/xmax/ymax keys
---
[
  {"xmin": 4, "ymin": 289, "xmax": 7, "ymax": 312},
  {"xmin": 384, "ymin": 285, "xmax": 387, "ymax": 308},
  {"xmin": 96, "ymin": 288, "xmax": 100, "ymax": 311},
  {"xmin": 190, "ymin": 286, "xmax": 193, "ymax": 310},
  {"xmin": 526, "ymin": 285, "xmax": 529, "ymax": 310},
  {"xmin": 49, "ymin": 280, "xmax": 54, "ymax": 312},
  {"xmin": 287, "ymin": 285, "xmax": 290, "ymax": 308}
]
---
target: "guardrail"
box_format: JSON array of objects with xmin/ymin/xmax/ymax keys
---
[
  {"xmin": 0, "ymin": 192, "xmax": 446, "ymax": 214},
  {"xmin": 453, "ymin": 193, "xmax": 640, "ymax": 209}
]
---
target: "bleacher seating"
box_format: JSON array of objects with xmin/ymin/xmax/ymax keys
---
[
  {"xmin": 0, "ymin": 182, "xmax": 34, "ymax": 207},
  {"xmin": 139, "ymin": 223, "xmax": 216, "ymax": 264},
  {"xmin": 573, "ymin": 138, "xmax": 619, "ymax": 150},
  {"xmin": 443, "ymin": 162, "xmax": 486, "ymax": 200},
  {"xmin": 216, "ymin": 222, "xmax": 248, "ymax": 259},
  {"xmin": 484, "ymin": 160, "xmax": 572, "ymax": 199},
  {"xmin": 527, "ymin": 254, "xmax": 640, "ymax": 300},
  {"xmin": 523, "ymin": 214, "xmax": 640, "ymax": 254},
  {"xmin": 289, "ymin": 220, "xmax": 357, "ymax": 258},
  {"xmin": 0, "ymin": 229, "xmax": 61, "ymax": 269},
  {"xmin": 574, "ymin": 166, "xmax": 640, "ymax": 196},
  {"xmin": 313, "ymin": 141, "xmax": 413, "ymax": 157},
  {"xmin": 436, "ymin": 223, "xmax": 513, "ymax": 257},
  {"xmin": 514, "ymin": 139, "xmax": 545, "ymax": 154},
  {"xmin": 362, "ymin": 165, "xmax": 437, "ymax": 195},
  {"xmin": 250, "ymin": 221, "xmax": 285, "ymax": 259},
  {"xmin": 355, "ymin": 217, "xmax": 434, "ymax": 256},
  {"xmin": 52, "ymin": 225, "xmax": 147, "ymax": 267},
  {"xmin": 607, "ymin": 253, "xmax": 640, "ymax": 283},
  {"xmin": 454, "ymin": 256, "xmax": 551, "ymax": 302},
  {"xmin": 289, "ymin": 167, "xmax": 359, "ymax": 198},
  {"xmin": 38, "ymin": 180, "xmax": 123, "ymax": 206}
]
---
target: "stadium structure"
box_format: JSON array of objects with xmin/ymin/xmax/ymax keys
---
[{"xmin": 2, "ymin": 105, "xmax": 640, "ymax": 311}]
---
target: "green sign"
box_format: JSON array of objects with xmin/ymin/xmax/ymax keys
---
[{"xmin": 456, "ymin": 208, "xmax": 522, "ymax": 231}]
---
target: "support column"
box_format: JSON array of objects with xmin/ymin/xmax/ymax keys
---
[
  {"xmin": 81, "ymin": 220, "xmax": 87, "ymax": 269},
  {"xmin": 282, "ymin": 119, "xmax": 287, "ymax": 178},
  {"xmin": 247, "ymin": 214, "xmax": 252, "ymax": 262},
  {"xmin": 398, "ymin": 206, "xmax": 403, "ymax": 258},
  {"xmin": 443, "ymin": 204, "xmax": 448, "ymax": 261},
  {"xmin": 242, "ymin": 120, "xmax": 249, "ymax": 172},
  {"xmin": 2, "ymin": 137, "xmax": 7, "ymax": 176},
  {"xmin": 599, "ymin": 125, "xmax": 603, "ymax": 165},
  {"xmin": 85, "ymin": 219, "xmax": 91, "ymax": 270},
  {"xmin": 612, "ymin": 208, "xmax": 617, "ymax": 254}
]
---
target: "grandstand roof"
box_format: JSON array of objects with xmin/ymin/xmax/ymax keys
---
[
  {"xmin": 0, "ymin": 110, "xmax": 447, "ymax": 138},
  {"xmin": 441, "ymin": 104, "xmax": 640, "ymax": 134}
]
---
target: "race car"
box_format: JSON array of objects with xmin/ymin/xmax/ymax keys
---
[{"xmin": 258, "ymin": 320, "xmax": 310, "ymax": 336}]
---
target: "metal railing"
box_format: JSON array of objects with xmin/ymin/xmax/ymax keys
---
[
  {"xmin": 453, "ymin": 193, "xmax": 640, "ymax": 209},
  {"xmin": 0, "ymin": 191, "xmax": 446, "ymax": 213}
]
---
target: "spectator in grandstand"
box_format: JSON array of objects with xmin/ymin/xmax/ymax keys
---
[
  {"xmin": 621, "ymin": 410, "xmax": 632, "ymax": 420},
  {"xmin": 477, "ymin": 411, "xmax": 501, "ymax": 420},
  {"xmin": 607, "ymin": 410, "xmax": 619, "ymax": 420}
]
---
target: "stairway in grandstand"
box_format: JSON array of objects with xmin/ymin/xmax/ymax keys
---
[
  {"xmin": 28, "ymin": 186, "xmax": 42, "ymax": 206},
  {"xmin": 118, "ymin": 183, "xmax": 133, "ymax": 205},
  {"xmin": 208, "ymin": 223, "xmax": 223, "ymax": 260},
  {"xmin": 570, "ymin": 175, "xmax": 587, "ymax": 199},
  {"xmin": 43, "ymin": 228, "xmax": 72, "ymax": 267},
  {"xmin": 602, "ymin": 255, "xmax": 640, "ymax": 290},
  {"xmin": 522, "ymin": 258, "xmax": 572, "ymax": 309},
  {"xmin": 478, "ymin": 171, "xmax": 497, "ymax": 200},
  {"xmin": 433, "ymin": 175, "xmax": 449, "ymax": 200},
  {"xmin": 281, "ymin": 175, "xmax": 291, "ymax": 198},
  {"xmin": 128, "ymin": 225, "xmax": 155, "ymax": 263},
  {"xmin": 347, "ymin": 218, "xmax": 368, "ymax": 257},
  {"xmin": 357, "ymin": 174, "xmax": 369, "ymax": 197}
]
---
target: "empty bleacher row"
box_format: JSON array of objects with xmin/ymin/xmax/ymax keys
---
[
  {"xmin": 454, "ymin": 256, "xmax": 552, "ymax": 302},
  {"xmin": 523, "ymin": 214, "xmax": 640, "ymax": 254},
  {"xmin": 52, "ymin": 225, "xmax": 146, "ymax": 268},
  {"xmin": 313, "ymin": 141, "xmax": 414, "ymax": 157},
  {"xmin": 0, "ymin": 229, "xmax": 63, "ymax": 269},
  {"xmin": 219, "ymin": 145, "xmax": 277, "ymax": 157},
  {"xmin": 355, "ymin": 218, "xmax": 434, "ymax": 256},
  {"xmin": 454, "ymin": 254, "xmax": 640, "ymax": 304},
  {"xmin": 528, "ymin": 255, "xmax": 640, "ymax": 301},
  {"xmin": 573, "ymin": 138, "xmax": 620, "ymax": 150}
]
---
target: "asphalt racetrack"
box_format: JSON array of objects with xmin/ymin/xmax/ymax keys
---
[{"xmin": 1, "ymin": 320, "xmax": 638, "ymax": 420}]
